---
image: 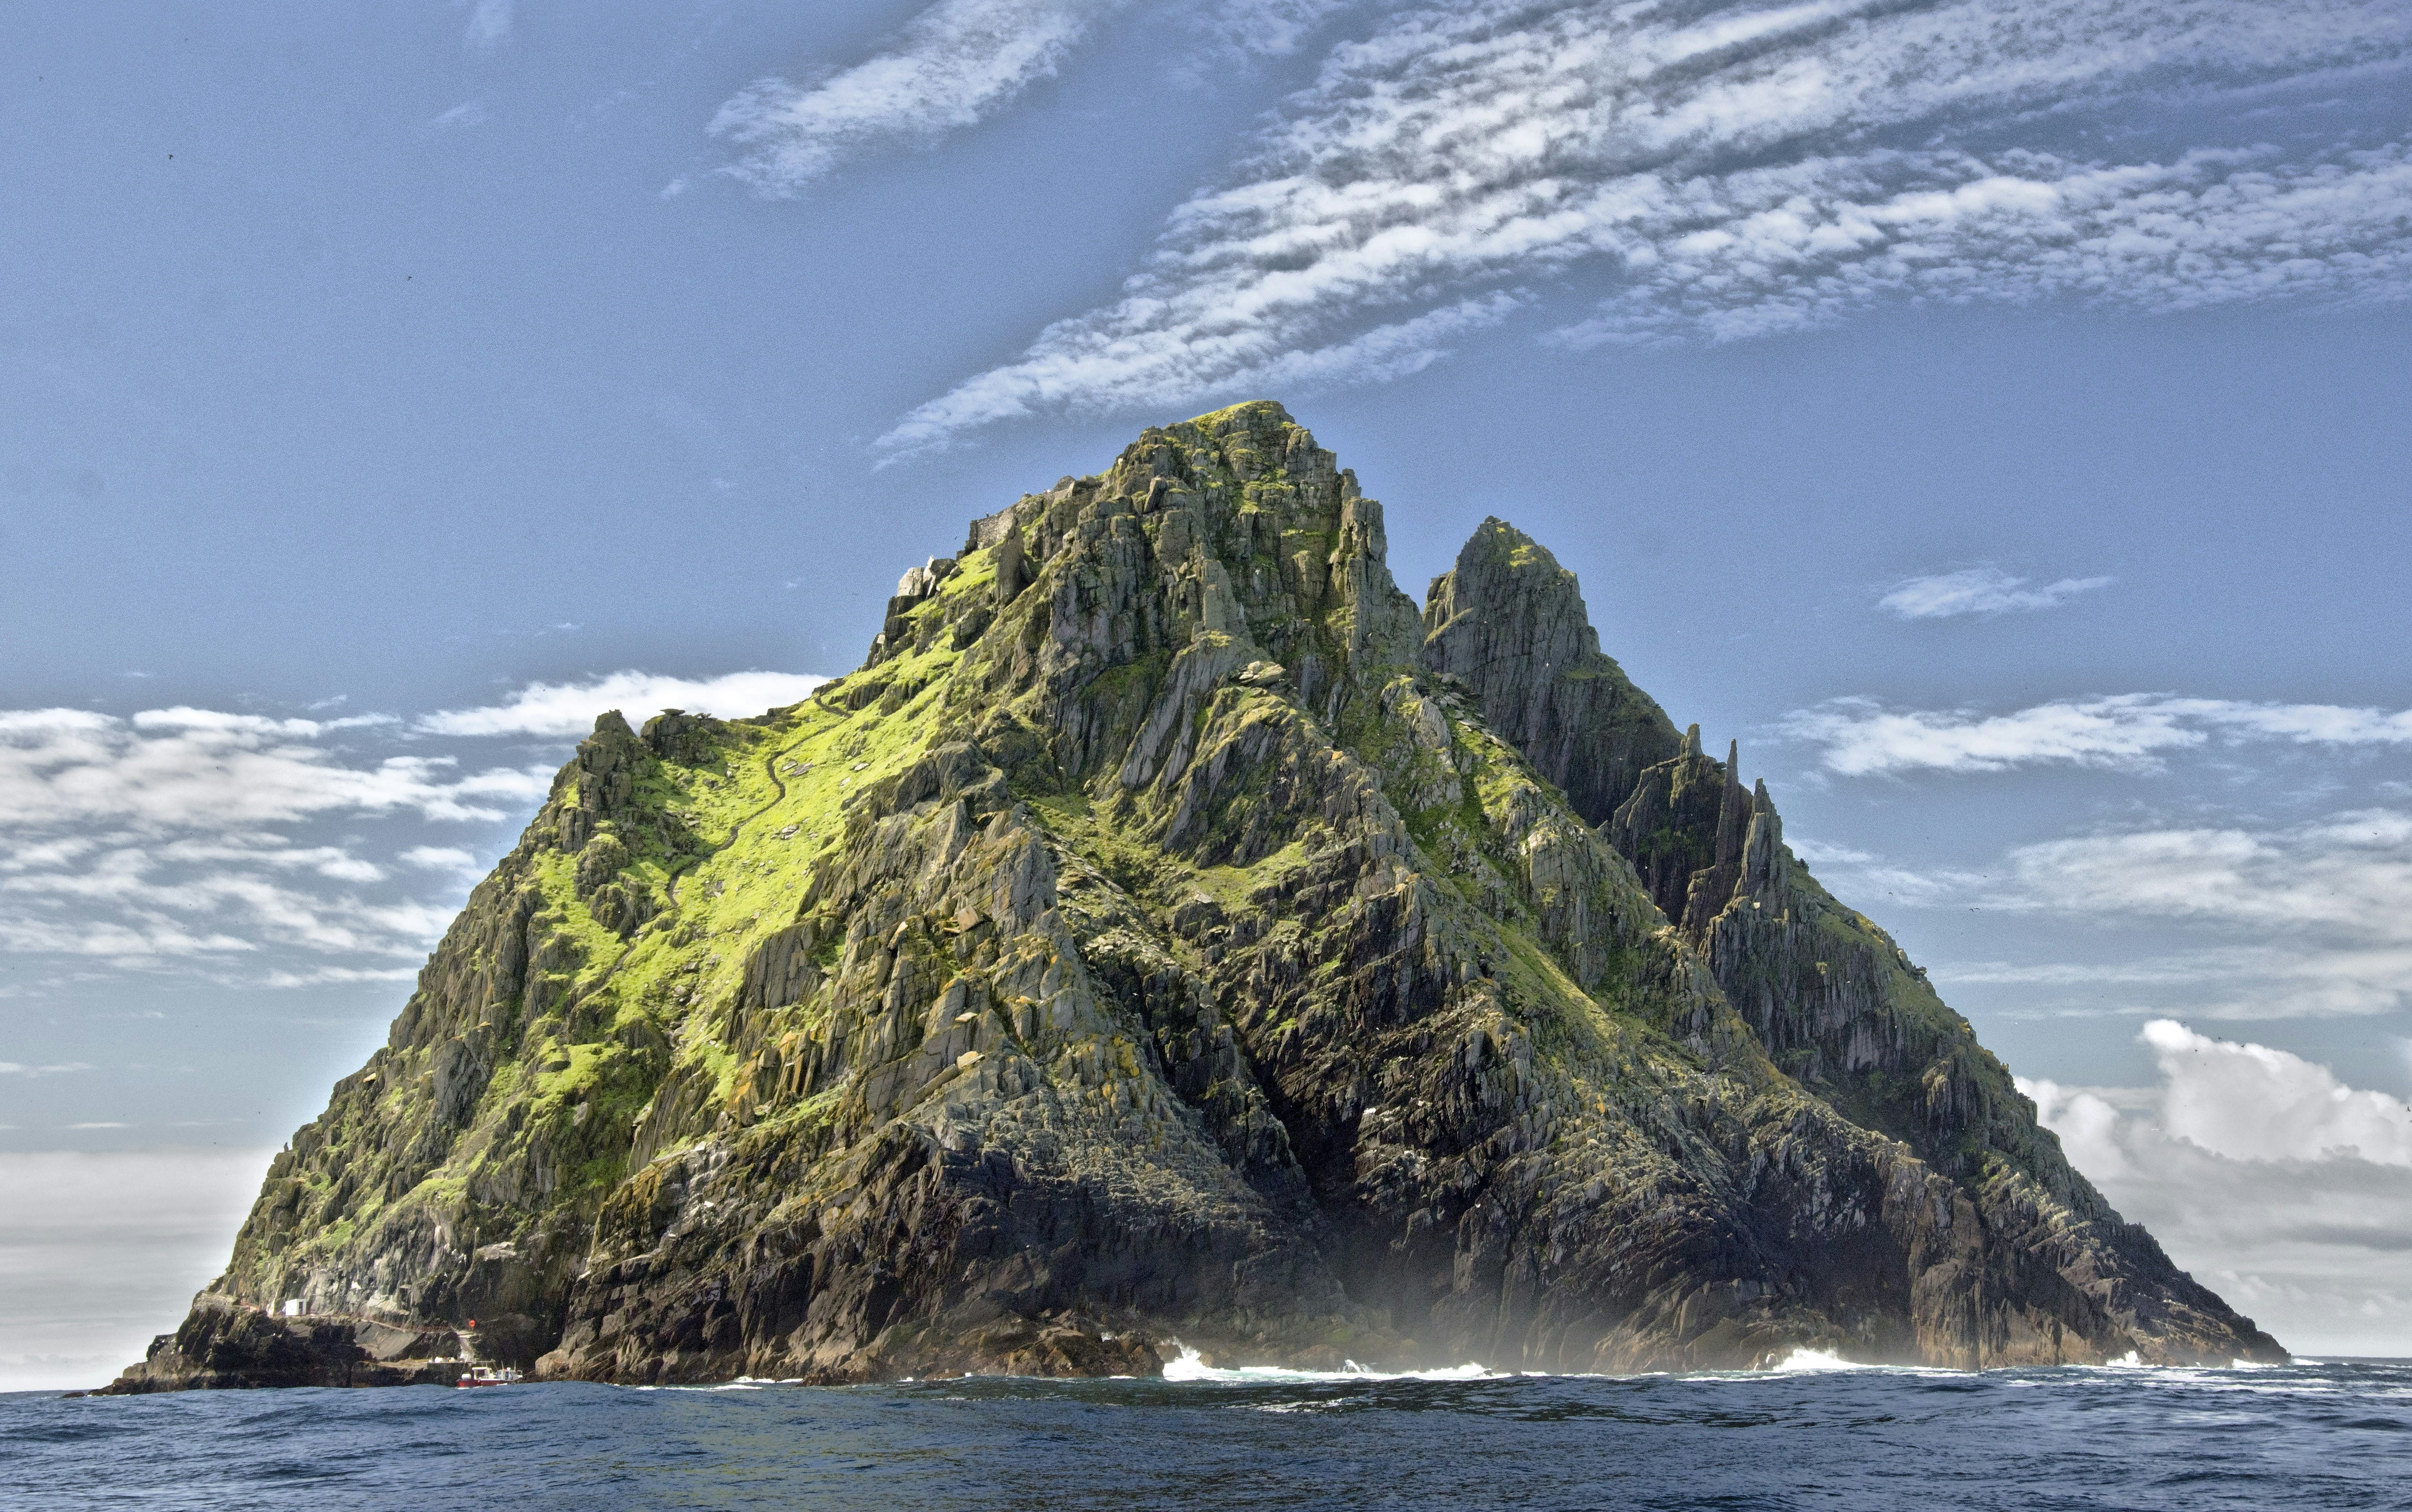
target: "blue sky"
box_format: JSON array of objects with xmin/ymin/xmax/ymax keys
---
[{"xmin": 4, "ymin": 0, "xmax": 2411, "ymax": 1383}]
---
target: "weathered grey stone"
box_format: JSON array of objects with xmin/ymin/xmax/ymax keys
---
[{"xmin": 1423, "ymin": 519, "xmax": 1681, "ymax": 829}]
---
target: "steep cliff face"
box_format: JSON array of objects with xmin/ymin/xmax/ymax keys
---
[
  {"xmin": 107, "ymin": 402, "xmax": 2278, "ymax": 1392},
  {"xmin": 1422, "ymin": 518, "xmax": 1681, "ymax": 827}
]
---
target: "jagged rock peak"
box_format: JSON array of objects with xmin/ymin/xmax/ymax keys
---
[
  {"xmin": 867, "ymin": 400, "xmax": 1424, "ymax": 717},
  {"xmin": 103, "ymin": 400, "xmax": 2282, "ymax": 1397},
  {"xmin": 1422, "ymin": 518, "xmax": 1680, "ymax": 828}
]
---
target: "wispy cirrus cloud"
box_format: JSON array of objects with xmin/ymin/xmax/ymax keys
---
[
  {"xmin": 427, "ymin": 101, "xmax": 487, "ymax": 132},
  {"xmin": 1191, "ymin": 0, "xmax": 1353, "ymax": 60},
  {"xmin": 1547, "ymin": 142, "xmax": 2412, "ymax": 348},
  {"xmin": 1816, "ymin": 808, "xmax": 2412, "ymax": 1018},
  {"xmin": 876, "ymin": 0, "xmax": 2412, "ymax": 449},
  {"xmin": 460, "ymin": 0, "xmax": 512, "ymax": 52},
  {"xmin": 714, "ymin": 0, "xmax": 1347, "ymax": 195},
  {"xmin": 713, "ymin": 0, "xmax": 1133, "ymax": 195},
  {"xmin": 1878, "ymin": 566, "xmax": 2115, "ymax": 619},
  {"xmin": 1784, "ymin": 693, "xmax": 2412, "ymax": 777}
]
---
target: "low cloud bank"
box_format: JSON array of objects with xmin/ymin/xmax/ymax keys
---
[
  {"xmin": 418, "ymin": 670, "xmax": 827, "ymax": 738},
  {"xmin": 0, "ymin": 1148, "xmax": 274, "ymax": 1392},
  {"xmin": 0, "ymin": 670, "xmax": 827, "ymax": 983},
  {"xmin": 1785, "ymin": 695, "xmax": 2412, "ymax": 778},
  {"xmin": 2023, "ymin": 1021, "xmax": 2412, "ymax": 1354}
]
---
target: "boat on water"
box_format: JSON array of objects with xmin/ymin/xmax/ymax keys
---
[{"xmin": 456, "ymin": 1366, "xmax": 523, "ymax": 1388}]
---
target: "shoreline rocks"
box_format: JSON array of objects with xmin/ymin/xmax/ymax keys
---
[{"xmin": 94, "ymin": 1296, "xmax": 466, "ymax": 1393}]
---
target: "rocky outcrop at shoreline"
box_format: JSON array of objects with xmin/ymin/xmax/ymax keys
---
[
  {"xmin": 103, "ymin": 401, "xmax": 2282, "ymax": 1393},
  {"xmin": 96, "ymin": 1296, "xmax": 466, "ymax": 1393}
]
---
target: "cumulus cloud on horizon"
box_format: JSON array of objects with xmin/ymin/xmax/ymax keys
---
[
  {"xmin": 858, "ymin": 0, "xmax": 2412, "ymax": 450},
  {"xmin": 2022, "ymin": 1021, "xmax": 2412, "ymax": 1351},
  {"xmin": 2131, "ymin": 1018, "xmax": 2412, "ymax": 1165}
]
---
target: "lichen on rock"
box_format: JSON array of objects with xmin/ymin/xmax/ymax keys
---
[{"xmin": 103, "ymin": 401, "xmax": 2281, "ymax": 1394}]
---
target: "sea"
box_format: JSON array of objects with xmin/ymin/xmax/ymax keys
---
[{"xmin": 6, "ymin": 1350, "xmax": 2408, "ymax": 1510}]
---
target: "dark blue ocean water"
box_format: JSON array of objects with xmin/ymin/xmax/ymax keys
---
[{"xmin": 8, "ymin": 1357, "xmax": 2409, "ymax": 1510}]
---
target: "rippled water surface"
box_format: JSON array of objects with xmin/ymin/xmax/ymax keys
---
[{"xmin": 9, "ymin": 1358, "xmax": 2409, "ymax": 1509}]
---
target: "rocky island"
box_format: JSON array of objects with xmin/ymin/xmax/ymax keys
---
[{"xmin": 102, "ymin": 401, "xmax": 2282, "ymax": 1392}]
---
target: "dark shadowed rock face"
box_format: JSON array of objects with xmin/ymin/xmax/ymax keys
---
[
  {"xmin": 1423, "ymin": 518, "xmax": 1680, "ymax": 828},
  {"xmin": 97, "ymin": 1296, "xmax": 465, "ymax": 1393},
  {"xmin": 104, "ymin": 402, "xmax": 2280, "ymax": 1394}
]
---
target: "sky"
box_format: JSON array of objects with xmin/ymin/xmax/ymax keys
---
[{"xmin": 2, "ymin": 0, "xmax": 2409, "ymax": 1387}]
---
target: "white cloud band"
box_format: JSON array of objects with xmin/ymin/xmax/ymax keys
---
[
  {"xmin": 1785, "ymin": 694, "xmax": 2412, "ymax": 777},
  {"xmin": 0, "ymin": 670, "xmax": 826, "ymax": 976},
  {"xmin": 418, "ymin": 670, "xmax": 828, "ymax": 738},
  {"xmin": 0, "ymin": 709, "xmax": 545, "ymax": 830},
  {"xmin": 1811, "ymin": 805, "xmax": 2412, "ymax": 1019}
]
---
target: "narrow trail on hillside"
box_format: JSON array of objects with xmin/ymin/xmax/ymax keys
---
[{"xmin": 562, "ymin": 718, "xmax": 817, "ymax": 1018}]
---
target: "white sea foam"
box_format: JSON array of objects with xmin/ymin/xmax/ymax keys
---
[
  {"xmin": 1769, "ymin": 1348, "xmax": 1862, "ymax": 1373},
  {"xmin": 1159, "ymin": 1344, "xmax": 1497, "ymax": 1382},
  {"xmin": 1675, "ymin": 1349, "xmax": 1964, "ymax": 1381},
  {"xmin": 1161, "ymin": 1341, "xmax": 1961, "ymax": 1382}
]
